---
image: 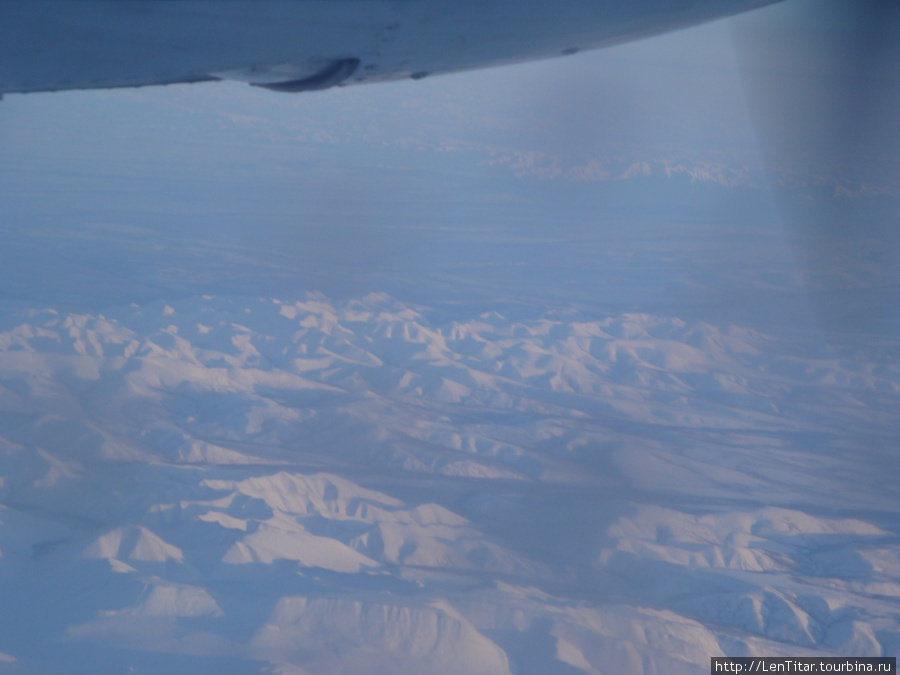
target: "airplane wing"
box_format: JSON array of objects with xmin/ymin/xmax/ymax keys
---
[{"xmin": 0, "ymin": 0, "xmax": 781, "ymax": 96}]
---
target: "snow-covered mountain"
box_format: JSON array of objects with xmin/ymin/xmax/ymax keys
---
[{"xmin": 0, "ymin": 292, "xmax": 897, "ymax": 673}]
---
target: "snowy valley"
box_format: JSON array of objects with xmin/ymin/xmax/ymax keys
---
[{"xmin": 0, "ymin": 293, "xmax": 897, "ymax": 673}]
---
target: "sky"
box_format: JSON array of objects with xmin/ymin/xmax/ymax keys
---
[
  {"xmin": 0, "ymin": 0, "xmax": 897, "ymax": 332},
  {"xmin": 0, "ymin": 2, "xmax": 898, "ymax": 673}
]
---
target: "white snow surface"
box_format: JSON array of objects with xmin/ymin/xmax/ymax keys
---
[{"xmin": 0, "ymin": 292, "xmax": 897, "ymax": 674}]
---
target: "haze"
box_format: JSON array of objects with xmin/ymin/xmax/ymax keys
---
[{"xmin": 0, "ymin": 2, "xmax": 897, "ymax": 673}]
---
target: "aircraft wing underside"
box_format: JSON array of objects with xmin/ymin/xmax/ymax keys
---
[{"xmin": 0, "ymin": 0, "xmax": 781, "ymax": 95}]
